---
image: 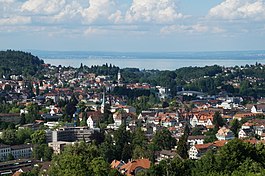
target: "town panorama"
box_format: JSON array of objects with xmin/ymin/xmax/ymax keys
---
[{"xmin": 0, "ymin": 50, "xmax": 265, "ymax": 175}]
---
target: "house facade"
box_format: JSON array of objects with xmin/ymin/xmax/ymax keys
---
[
  {"xmin": 189, "ymin": 143, "xmax": 213, "ymax": 160},
  {"xmin": 216, "ymin": 127, "xmax": 235, "ymax": 141},
  {"xmin": 187, "ymin": 135, "xmax": 206, "ymax": 147},
  {"xmin": 0, "ymin": 144, "xmax": 32, "ymax": 161},
  {"xmin": 238, "ymin": 129, "xmax": 254, "ymax": 139}
]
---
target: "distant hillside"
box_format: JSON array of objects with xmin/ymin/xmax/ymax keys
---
[{"xmin": 0, "ymin": 50, "xmax": 44, "ymax": 77}]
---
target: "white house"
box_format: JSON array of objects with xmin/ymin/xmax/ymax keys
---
[
  {"xmin": 190, "ymin": 114, "xmax": 213, "ymax": 127},
  {"xmin": 189, "ymin": 143, "xmax": 212, "ymax": 160},
  {"xmin": 216, "ymin": 127, "xmax": 235, "ymax": 141},
  {"xmin": 251, "ymin": 104, "xmax": 265, "ymax": 113},
  {"xmin": 161, "ymin": 118, "xmax": 177, "ymax": 127},
  {"xmin": 190, "ymin": 115, "xmax": 198, "ymax": 128},
  {"xmin": 219, "ymin": 101, "xmax": 232, "ymax": 110},
  {"xmin": 157, "ymin": 150, "xmax": 177, "ymax": 162},
  {"xmin": 86, "ymin": 111, "xmax": 102, "ymax": 129},
  {"xmin": 113, "ymin": 111, "xmax": 134, "ymax": 128},
  {"xmin": 189, "ymin": 141, "xmax": 227, "ymax": 160},
  {"xmin": 138, "ymin": 111, "xmax": 156, "ymax": 121},
  {"xmin": 238, "ymin": 129, "xmax": 254, "ymax": 139},
  {"xmin": 188, "ymin": 136, "xmax": 206, "ymax": 147}
]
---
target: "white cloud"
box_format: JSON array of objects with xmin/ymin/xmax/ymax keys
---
[
  {"xmin": 160, "ymin": 24, "xmax": 226, "ymax": 34},
  {"xmin": 108, "ymin": 10, "xmax": 123, "ymax": 24},
  {"xmin": 21, "ymin": 0, "xmax": 66, "ymax": 15},
  {"xmin": 81, "ymin": 0, "xmax": 121, "ymax": 24},
  {"xmin": 209, "ymin": 0, "xmax": 265, "ymax": 20},
  {"xmin": 0, "ymin": 0, "xmax": 21, "ymax": 17},
  {"xmin": 125, "ymin": 0, "xmax": 183, "ymax": 23},
  {"xmin": 84, "ymin": 27, "xmax": 107, "ymax": 36},
  {"xmin": 212, "ymin": 27, "xmax": 226, "ymax": 33},
  {"xmin": 160, "ymin": 24, "xmax": 209, "ymax": 34},
  {"xmin": 1, "ymin": 0, "xmax": 186, "ymax": 27},
  {"xmin": 0, "ymin": 16, "xmax": 31, "ymax": 25},
  {"xmin": 20, "ymin": 0, "xmax": 123, "ymax": 24},
  {"xmin": 52, "ymin": 1, "xmax": 83, "ymax": 23},
  {"xmin": 0, "ymin": 0, "xmax": 15, "ymax": 2},
  {"xmin": 0, "ymin": 0, "xmax": 30, "ymax": 26}
]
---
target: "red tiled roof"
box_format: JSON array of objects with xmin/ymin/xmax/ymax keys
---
[
  {"xmin": 243, "ymin": 139, "xmax": 265, "ymax": 145},
  {"xmin": 233, "ymin": 113, "xmax": 255, "ymax": 119},
  {"xmin": 111, "ymin": 160, "xmax": 121, "ymax": 169},
  {"xmin": 206, "ymin": 125, "xmax": 215, "ymax": 129},
  {"xmin": 120, "ymin": 159, "xmax": 150, "ymax": 176},
  {"xmin": 213, "ymin": 140, "xmax": 228, "ymax": 147},
  {"xmin": 168, "ymin": 127, "xmax": 177, "ymax": 131},
  {"xmin": 194, "ymin": 143, "xmax": 213, "ymax": 150}
]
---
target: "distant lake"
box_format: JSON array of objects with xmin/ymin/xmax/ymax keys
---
[{"xmin": 30, "ymin": 50, "xmax": 265, "ymax": 70}]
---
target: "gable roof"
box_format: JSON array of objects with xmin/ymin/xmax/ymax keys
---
[
  {"xmin": 111, "ymin": 160, "xmax": 121, "ymax": 169},
  {"xmin": 159, "ymin": 150, "xmax": 177, "ymax": 158},
  {"xmin": 217, "ymin": 127, "xmax": 233, "ymax": 136},
  {"xmin": 233, "ymin": 112, "xmax": 255, "ymax": 119},
  {"xmin": 194, "ymin": 143, "xmax": 213, "ymax": 151},
  {"xmin": 120, "ymin": 159, "xmax": 150, "ymax": 176},
  {"xmin": 86, "ymin": 110, "xmax": 102, "ymax": 121},
  {"xmin": 212, "ymin": 140, "xmax": 228, "ymax": 147},
  {"xmin": 254, "ymin": 104, "xmax": 265, "ymax": 111},
  {"xmin": 194, "ymin": 140, "xmax": 228, "ymax": 151}
]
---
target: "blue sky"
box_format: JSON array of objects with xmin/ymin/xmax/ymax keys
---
[{"xmin": 0, "ymin": 0, "xmax": 265, "ymax": 52}]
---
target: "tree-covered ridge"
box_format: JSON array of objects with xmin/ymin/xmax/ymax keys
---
[
  {"xmin": 0, "ymin": 50, "xmax": 44, "ymax": 77},
  {"xmin": 140, "ymin": 139, "xmax": 265, "ymax": 176}
]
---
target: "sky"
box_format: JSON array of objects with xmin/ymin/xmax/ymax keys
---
[{"xmin": 0, "ymin": 0, "xmax": 265, "ymax": 52}]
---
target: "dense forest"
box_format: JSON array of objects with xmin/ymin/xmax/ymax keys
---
[
  {"xmin": 0, "ymin": 50, "xmax": 44, "ymax": 77},
  {"xmin": 79, "ymin": 63, "xmax": 265, "ymax": 98}
]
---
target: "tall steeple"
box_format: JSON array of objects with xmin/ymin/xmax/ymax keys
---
[
  {"xmin": 101, "ymin": 91, "xmax": 105, "ymax": 113},
  {"xmin": 117, "ymin": 70, "xmax": 121, "ymax": 84}
]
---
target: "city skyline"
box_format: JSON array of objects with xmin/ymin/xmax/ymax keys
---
[{"xmin": 0, "ymin": 0, "xmax": 265, "ymax": 52}]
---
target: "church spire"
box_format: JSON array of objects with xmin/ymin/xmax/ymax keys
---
[
  {"xmin": 101, "ymin": 91, "xmax": 105, "ymax": 113},
  {"xmin": 117, "ymin": 70, "xmax": 122, "ymax": 84}
]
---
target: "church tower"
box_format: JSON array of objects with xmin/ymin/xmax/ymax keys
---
[
  {"xmin": 117, "ymin": 70, "xmax": 122, "ymax": 84},
  {"xmin": 101, "ymin": 91, "xmax": 105, "ymax": 114}
]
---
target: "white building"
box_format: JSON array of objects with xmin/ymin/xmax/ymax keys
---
[
  {"xmin": 0, "ymin": 144, "xmax": 11, "ymax": 161},
  {"xmin": 216, "ymin": 127, "xmax": 235, "ymax": 141},
  {"xmin": 238, "ymin": 129, "xmax": 253, "ymax": 139},
  {"xmin": 11, "ymin": 145, "xmax": 33, "ymax": 159},
  {"xmin": 190, "ymin": 115, "xmax": 213, "ymax": 127},
  {"xmin": 46, "ymin": 126, "xmax": 94, "ymax": 143},
  {"xmin": 187, "ymin": 136, "xmax": 206, "ymax": 147},
  {"xmin": 0, "ymin": 144, "xmax": 32, "ymax": 161},
  {"xmin": 156, "ymin": 86, "xmax": 170, "ymax": 99},
  {"xmin": 189, "ymin": 143, "xmax": 212, "ymax": 160},
  {"xmin": 44, "ymin": 121, "xmax": 59, "ymax": 129},
  {"xmin": 251, "ymin": 104, "xmax": 265, "ymax": 113}
]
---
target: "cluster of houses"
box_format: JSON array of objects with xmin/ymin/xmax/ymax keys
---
[{"xmin": 1, "ymin": 64, "xmax": 265, "ymax": 175}]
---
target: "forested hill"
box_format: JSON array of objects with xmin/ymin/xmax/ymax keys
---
[{"xmin": 0, "ymin": 50, "xmax": 44, "ymax": 77}]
